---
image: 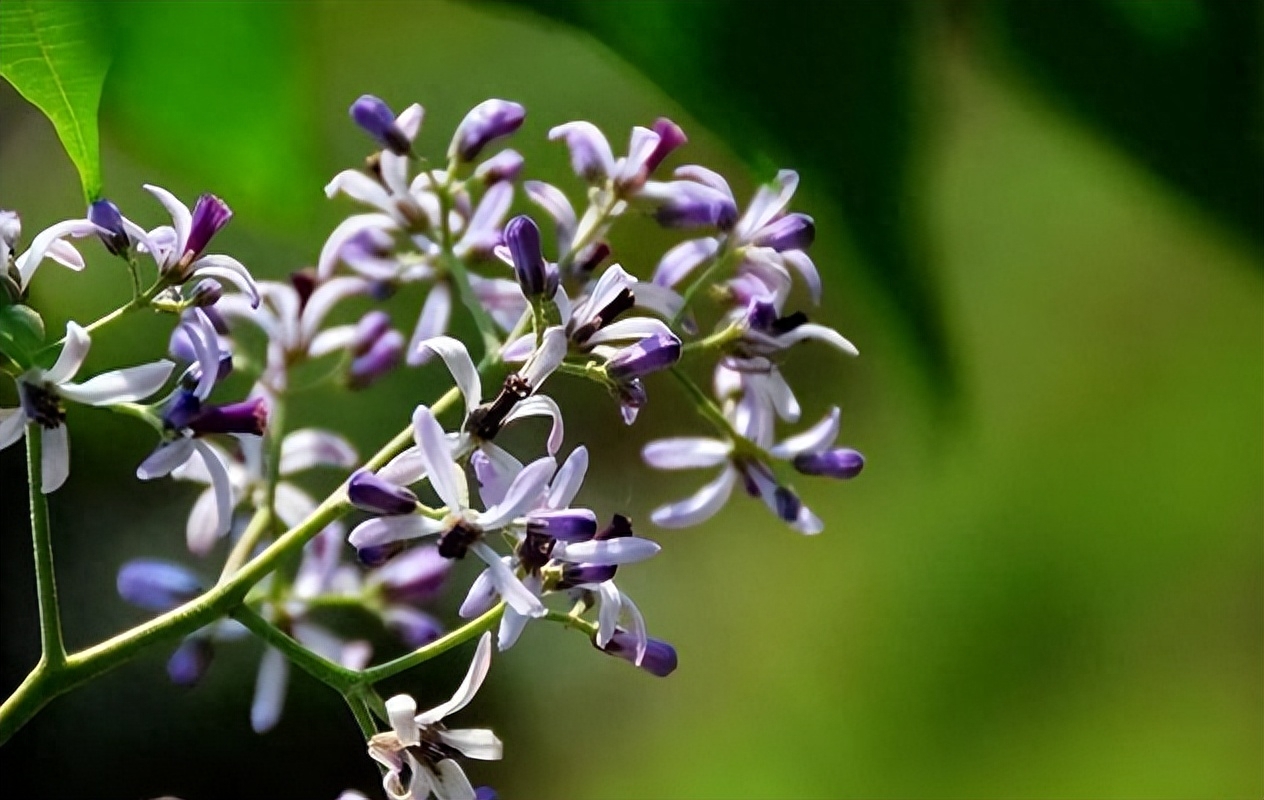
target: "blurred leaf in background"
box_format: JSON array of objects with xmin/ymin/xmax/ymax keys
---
[{"xmin": 0, "ymin": 0, "xmax": 108, "ymax": 202}]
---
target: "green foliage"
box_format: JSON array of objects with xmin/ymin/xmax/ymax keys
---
[
  {"xmin": 0, "ymin": 303, "xmax": 46, "ymax": 370},
  {"xmin": 0, "ymin": 0, "xmax": 108, "ymax": 203}
]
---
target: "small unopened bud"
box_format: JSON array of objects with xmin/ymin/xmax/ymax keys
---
[
  {"xmin": 167, "ymin": 636, "xmax": 213, "ymax": 686},
  {"xmin": 88, "ymin": 199, "xmax": 130, "ymax": 257},
  {"xmin": 357, "ymin": 541, "xmax": 407, "ymax": 568},
  {"xmin": 595, "ymin": 630, "xmax": 678, "ymax": 677},
  {"xmin": 117, "ymin": 559, "xmax": 202, "ymax": 611},
  {"xmin": 184, "ymin": 194, "xmax": 232, "ymax": 261},
  {"xmin": 350, "ymin": 311, "xmax": 392, "ymax": 357},
  {"xmin": 348, "ymin": 469, "xmax": 418, "ymax": 516},
  {"xmin": 556, "ymin": 563, "xmax": 618, "ymax": 590},
  {"xmin": 504, "ymin": 215, "xmax": 558, "ymax": 298},
  {"xmin": 525, "ymin": 509, "xmax": 598, "ymax": 543},
  {"xmin": 646, "ymin": 182, "xmax": 738, "ymax": 230},
  {"xmin": 793, "ymin": 448, "xmax": 864, "ymax": 480},
  {"xmin": 643, "ymin": 118, "xmax": 687, "ymax": 175},
  {"xmin": 606, "ymin": 334, "xmax": 682, "ymax": 382},
  {"xmin": 350, "ymin": 95, "xmax": 411, "ymax": 155},
  {"xmin": 348, "ymin": 328, "xmax": 404, "ymax": 390},
  {"xmin": 450, "ymin": 99, "xmax": 526, "ymax": 162},
  {"xmin": 753, "ymin": 213, "xmax": 815, "ymax": 252},
  {"xmin": 187, "ymin": 397, "xmax": 268, "ymax": 436}
]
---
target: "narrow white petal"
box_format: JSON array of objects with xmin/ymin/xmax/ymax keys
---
[
  {"xmin": 653, "ymin": 237, "xmax": 719, "ymax": 288},
  {"xmin": 519, "ymin": 326, "xmax": 567, "ymax": 389},
  {"xmin": 377, "ymin": 446, "xmax": 425, "ymax": 486},
  {"xmin": 194, "ymin": 440, "xmax": 235, "ymax": 538},
  {"xmin": 324, "ymin": 169, "xmax": 394, "ymax": 213},
  {"xmin": 458, "ymin": 564, "xmax": 499, "ymax": 619},
  {"xmin": 557, "ymin": 537, "xmax": 661, "ymax": 565},
  {"xmin": 137, "ymin": 439, "xmax": 195, "ymax": 480},
  {"xmin": 780, "ymin": 249, "xmax": 822, "ymax": 304},
  {"xmin": 0, "ymin": 408, "xmax": 28, "ymax": 450},
  {"xmin": 793, "ymin": 503, "xmax": 825, "ymax": 535},
  {"xmin": 416, "ymin": 336, "xmax": 481, "ymax": 410},
  {"xmin": 764, "ymin": 369, "xmax": 801, "ymax": 423},
  {"xmin": 524, "ymin": 180, "xmax": 577, "ymax": 249},
  {"xmin": 59, "ymin": 360, "xmax": 174, "ymax": 406},
  {"xmin": 501, "ymin": 395, "xmax": 563, "ymax": 455},
  {"xmin": 348, "ymin": 514, "xmax": 445, "ymax": 549},
  {"xmin": 186, "ymin": 487, "xmax": 222, "ymax": 555},
  {"xmin": 307, "ymin": 324, "xmax": 356, "ymax": 359},
  {"xmin": 674, "ymin": 164, "xmax": 734, "ymax": 198},
  {"xmin": 649, "ymin": 467, "xmax": 737, "ymax": 528},
  {"xmin": 427, "ymin": 759, "xmax": 477, "ymax": 800},
  {"xmin": 190, "ymin": 255, "xmax": 260, "ymax": 307},
  {"xmin": 621, "ymin": 589, "xmax": 650, "ymax": 665},
  {"xmin": 642, "ymin": 437, "xmax": 731, "ymax": 470},
  {"xmin": 45, "ymin": 322, "xmax": 91, "ymax": 384},
  {"xmin": 497, "ymin": 607, "xmax": 530, "ymax": 651},
  {"xmin": 546, "ymin": 445, "xmax": 588, "ymax": 510},
  {"xmin": 411, "ymin": 406, "xmax": 467, "ymax": 511},
  {"xmin": 300, "ymin": 277, "xmax": 369, "ymax": 347},
  {"xmin": 584, "ymin": 317, "xmax": 675, "ymax": 346},
  {"xmin": 769, "ymin": 407, "xmax": 841, "ymax": 459},
  {"xmin": 596, "ymin": 581, "xmax": 622, "ymax": 647},
  {"xmin": 437, "ymin": 728, "xmax": 504, "ymax": 761},
  {"xmin": 782, "ymin": 322, "xmax": 859, "ymax": 356},
  {"xmin": 476, "ymin": 456, "xmax": 555, "ymax": 530},
  {"xmin": 144, "ymin": 184, "xmax": 192, "ymax": 252},
  {"xmin": 469, "ymin": 542, "xmax": 545, "ymax": 619},
  {"xmin": 250, "ymin": 647, "xmax": 289, "ymax": 733},
  {"xmin": 415, "ymin": 631, "xmax": 493, "ymax": 725},
  {"xmin": 473, "ymin": 443, "xmax": 521, "ymax": 508},
  {"xmin": 279, "ymin": 429, "xmax": 358, "ymax": 475},
  {"xmin": 497, "ymin": 333, "xmax": 534, "ymax": 363},
  {"xmin": 44, "ymin": 238, "xmax": 85, "ymax": 270},
  {"xmin": 735, "ymin": 169, "xmax": 799, "ymax": 243},
  {"xmin": 274, "ymin": 482, "xmax": 317, "ymax": 529},
  {"xmin": 406, "ymin": 284, "xmax": 453, "ymax": 365},
  {"xmin": 617, "ymin": 125, "xmax": 661, "ymax": 183},
  {"xmin": 317, "ymin": 212, "xmax": 399, "ymax": 279},
  {"xmin": 15, "ymin": 218, "xmax": 96, "ymax": 288},
  {"xmin": 631, "ymin": 281, "xmax": 685, "ymax": 320},
  {"xmin": 386, "ymin": 694, "xmax": 420, "ymax": 746},
  {"xmin": 40, "ymin": 425, "xmax": 70, "ymax": 493}
]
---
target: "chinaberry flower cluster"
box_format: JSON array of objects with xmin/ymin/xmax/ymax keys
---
[{"xmin": 1, "ymin": 90, "xmax": 863, "ymax": 800}]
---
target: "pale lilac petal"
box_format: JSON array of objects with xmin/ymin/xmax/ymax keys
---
[
  {"xmin": 735, "ymin": 169, "xmax": 799, "ymax": 243},
  {"xmin": 415, "ymin": 631, "xmax": 493, "ymax": 725},
  {"xmin": 524, "ymin": 180, "xmax": 577, "ymax": 250},
  {"xmin": 455, "ymin": 181, "xmax": 512, "ymax": 257},
  {"xmin": 653, "ymin": 237, "xmax": 719, "ymax": 288},
  {"xmin": 15, "ymin": 218, "xmax": 97, "ymax": 287},
  {"xmin": 44, "ymin": 237, "xmax": 86, "ymax": 270},
  {"xmin": 194, "ymin": 440, "xmax": 235, "ymax": 537},
  {"xmin": 793, "ymin": 503, "xmax": 824, "ymax": 535},
  {"xmin": 780, "ymin": 249, "xmax": 822, "ymax": 304},
  {"xmin": 764, "ymin": 369, "xmax": 801, "ymax": 422},
  {"xmin": 621, "ymin": 590, "xmax": 649, "ymax": 665},
  {"xmin": 556, "ymin": 537, "xmax": 661, "ymax": 565},
  {"xmin": 377, "ymin": 446, "xmax": 425, "ymax": 486},
  {"xmin": 476, "ymin": 456, "xmax": 555, "ymax": 530},
  {"xmin": 616, "ymin": 126, "xmax": 661, "ymax": 184},
  {"xmin": 45, "ymin": 322, "xmax": 91, "ymax": 384},
  {"xmin": 0, "ymin": 408, "xmax": 27, "ymax": 450},
  {"xmin": 186, "ymin": 487, "xmax": 222, "ymax": 555},
  {"xmin": 468, "ymin": 543, "xmax": 545, "ymax": 619},
  {"xmin": 631, "ymin": 281, "xmax": 685, "ymax": 320},
  {"xmin": 40, "ymin": 425, "xmax": 70, "ymax": 493},
  {"xmin": 301, "ymin": 277, "xmax": 370, "ymax": 346},
  {"xmin": 546, "ymin": 445, "xmax": 588, "ymax": 510},
  {"xmin": 59, "ymin": 360, "xmax": 174, "ymax": 406},
  {"xmin": 189, "ymin": 255, "xmax": 260, "ymax": 307},
  {"xmin": 137, "ymin": 439, "xmax": 195, "ymax": 480},
  {"xmin": 178, "ymin": 313, "xmax": 219, "ymax": 400},
  {"xmin": 650, "ymin": 467, "xmax": 737, "ymax": 528},
  {"xmin": 596, "ymin": 581, "xmax": 622, "ymax": 647},
  {"xmin": 472, "ymin": 444, "xmax": 521, "ymax": 509},
  {"xmin": 519, "ymin": 326, "xmax": 567, "ymax": 389},
  {"xmin": 348, "ymin": 514, "xmax": 445, "ymax": 549},
  {"xmin": 386, "ymin": 693, "xmax": 420, "ymax": 745},
  {"xmin": 498, "ymin": 333, "xmax": 534, "ymax": 363},
  {"xmin": 584, "ymin": 317, "xmax": 675, "ymax": 346},
  {"xmin": 396, "ymin": 103, "xmax": 425, "ymax": 140},
  {"xmin": 308, "ymin": 324, "xmax": 357, "ymax": 358},
  {"xmin": 497, "ymin": 607, "xmax": 530, "ymax": 651},
  {"xmin": 769, "ymin": 407, "xmax": 840, "ymax": 459},
  {"xmin": 674, "ymin": 164, "xmax": 734, "ymax": 199},
  {"xmin": 642, "ymin": 437, "xmax": 730, "ymax": 470},
  {"xmin": 318, "ymin": 213, "xmax": 399, "ymax": 280},
  {"xmin": 411, "ymin": 406, "xmax": 467, "ymax": 510},
  {"xmin": 144, "ymin": 184, "xmax": 192, "ymax": 252},
  {"xmin": 274, "ymin": 482, "xmax": 317, "ymax": 530},
  {"xmin": 501, "ymin": 395, "xmax": 563, "ymax": 455},
  {"xmin": 250, "ymin": 646, "xmax": 289, "ymax": 733},
  {"xmin": 407, "ymin": 284, "xmax": 453, "ymax": 366},
  {"xmin": 279, "ymin": 429, "xmax": 358, "ymax": 475},
  {"xmin": 416, "ymin": 336, "xmax": 481, "ymax": 410},
  {"xmin": 438, "ymin": 728, "xmax": 504, "ymax": 761},
  {"xmin": 781, "ymin": 322, "xmax": 859, "ymax": 356},
  {"xmin": 428, "ymin": 760, "xmax": 476, "ymax": 800},
  {"xmin": 549, "ymin": 121, "xmax": 616, "ymax": 181},
  {"xmin": 325, "ymin": 169, "xmax": 394, "ymax": 212},
  {"xmin": 458, "ymin": 564, "xmax": 500, "ymax": 618}
]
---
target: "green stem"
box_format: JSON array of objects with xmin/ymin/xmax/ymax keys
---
[
  {"xmin": 358, "ymin": 603, "xmax": 506, "ymax": 685},
  {"xmin": 25, "ymin": 424, "xmax": 64, "ymax": 666},
  {"xmin": 671, "ymin": 241, "xmax": 735, "ymax": 326},
  {"xmin": 544, "ymin": 609, "xmax": 599, "ymax": 637},
  {"xmin": 218, "ymin": 508, "xmax": 274, "ymax": 583},
  {"xmin": 232, "ymin": 605, "xmax": 358, "ymax": 692},
  {"xmin": 344, "ymin": 692, "xmax": 379, "ymax": 739},
  {"xmin": 669, "ymin": 366, "xmax": 738, "ymax": 439},
  {"xmin": 38, "ymin": 281, "xmax": 166, "ymax": 357}
]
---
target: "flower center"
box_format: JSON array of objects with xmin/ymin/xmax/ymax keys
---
[{"xmin": 19, "ymin": 381, "xmax": 65, "ymax": 429}]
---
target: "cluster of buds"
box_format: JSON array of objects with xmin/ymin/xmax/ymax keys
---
[{"xmin": 0, "ymin": 89, "xmax": 864, "ymax": 800}]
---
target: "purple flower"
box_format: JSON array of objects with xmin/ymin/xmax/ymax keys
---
[
  {"xmin": 350, "ymin": 94, "xmax": 413, "ymax": 155},
  {"xmin": 449, "ymin": 99, "xmax": 526, "ymax": 162},
  {"xmin": 0, "ymin": 322, "xmax": 174, "ymax": 493},
  {"xmin": 88, "ymin": 199, "xmax": 130, "ymax": 256},
  {"xmin": 605, "ymin": 333, "xmax": 682, "ymax": 382},
  {"xmin": 117, "ymin": 559, "xmax": 203, "ymax": 611},
  {"xmin": 596, "ymin": 630, "xmax": 678, "ymax": 677}
]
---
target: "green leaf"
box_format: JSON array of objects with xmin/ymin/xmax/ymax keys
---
[
  {"xmin": 0, "ymin": 303, "xmax": 47, "ymax": 370},
  {"xmin": 497, "ymin": 0, "xmax": 953, "ymax": 389},
  {"xmin": 991, "ymin": 0, "xmax": 1264, "ymax": 252},
  {"xmin": 0, "ymin": 0, "xmax": 108, "ymax": 202}
]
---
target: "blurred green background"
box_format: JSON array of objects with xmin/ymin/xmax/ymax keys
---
[{"xmin": 1, "ymin": 1, "xmax": 1260, "ymax": 797}]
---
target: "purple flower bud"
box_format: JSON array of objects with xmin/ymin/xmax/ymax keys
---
[
  {"xmin": 187, "ymin": 279, "xmax": 223, "ymax": 308},
  {"xmin": 350, "ymin": 94, "xmax": 411, "ymax": 155},
  {"xmin": 475, "ymin": 788, "xmax": 498, "ymax": 800},
  {"xmin": 474, "ymin": 149, "xmax": 525, "ymax": 185},
  {"xmin": 348, "ymin": 329, "xmax": 404, "ymax": 390},
  {"xmin": 651, "ymin": 183, "xmax": 738, "ymax": 230},
  {"xmin": 384, "ymin": 607, "xmax": 444, "ymax": 649},
  {"xmin": 348, "ymin": 469, "xmax": 419, "ymax": 516},
  {"xmin": 88, "ymin": 199, "xmax": 129, "ymax": 257},
  {"xmin": 793, "ymin": 448, "xmax": 864, "ymax": 480},
  {"xmin": 357, "ymin": 541, "xmax": 407, "ymax": 568},
  {"xmin": 184, "ymin": 194, "xmax": 232, "ymax": 260},
  {"xmin": 117, "ymin": 559, "xmax": 203, "ymax": 611},
  {"xmin": 526, "ymin": 509, "xmax": 598, "ymax": 543},
  {"xmin": 372, "ymin": 544, "xmax": 451, "ymax": 603},
  {"xmin": 753, "ymin": 213, "xmax": 815, "ymax": 252},
  {"xmin": 187, "ymin": 397, "xmax": 268, "ymax": 436},
  {"xmin": 556, "ymin": 563, "xmax": 618, "ymax": 589},
  {"xmin": 167, "ymin": 636, "xmax": 213, "ymax": 686},
  {"xmin": 606, "ymin": 334, "xmax": 682, "ymax": 381},
  {"xmin": 350, "ymin": 311, "xmax": 392, "ymax": 357},
  {"xmin": 596, "ymin": 630, "xmax": 678, "ymax": 677},
  {"xmin": 451, "ymin": 99, "xmax": 526, "ymax": 162},
  {"xmin": 505, "ymin": 215, "xmax": 558, "ymax": 298},
  {"xmin": 643, "ymin": 118, "xmax": 687, "ymax": 175}
]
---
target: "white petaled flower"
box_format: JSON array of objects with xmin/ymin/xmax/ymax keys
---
[
  {"xmin": 3, "ymin": 211, "xmax": 99, "ymax": 293},
  {"xmin": 172, "ymin": 427, "xmax": 357, "ymax": 555},
  {"xmin": 369, "ymin": 632, "xmax": 502, "ymax": 800},
  {"xmin": 348, "ymin": 405, "xmax": 549, "ymax": 620},
  {"xmin": 130, "ymin": 184, "xmax": 261, "ymax": 307},
  {"xmin": 0, "ymin": 322, "xmax": 174, "ymax": 492}
]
